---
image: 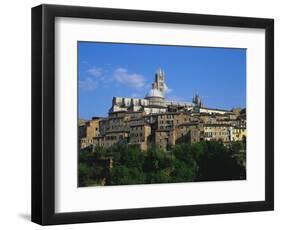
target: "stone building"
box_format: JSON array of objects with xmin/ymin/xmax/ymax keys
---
[
  {"xmin": 129, "ymin": 122, "xmax": 152, "ymax": 151},
  {"xmin": 79, "ymin": 69, "xmax": 247, "ymax": 151},
  {"xmin": 175, "ymin": 122, "xmax": 202, "ymax": 144},
  {"xmin": 155, "ymin": 129, "xmax": 176, "ymax": 150},
  {"xmin": 79, "ymin": 117, "xmax": 102, "ymax": 149},
  {"xmin": 202, "ymin": 124, "xmax": 231, "ymax": 142},
  {"xmin": 231, "ymin": 127, "xmax": 246, "ymax": 142}
]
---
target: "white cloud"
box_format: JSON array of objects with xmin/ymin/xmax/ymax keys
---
[
  {"xmin": 113, "ymin": 68, "xmax": 146, "ymax": 89},
  {"xmin": 87, "ymin": 66, "xmax": 103, "ymax": 77},
  {"xmin": 79, "ymin": 78, "xmax": 98, "ymax": 91},
  {"xmin": 163, "ymin": 83, "xmax": 172, "ymax": 94}
]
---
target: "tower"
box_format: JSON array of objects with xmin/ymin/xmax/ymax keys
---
[
  {"xmin": 154, "ymin": 68, "xmax": 165, "ymax": 93},
  {"xmin": 192, "ymin": 93, "xmax": 203, "ymax": 108}
]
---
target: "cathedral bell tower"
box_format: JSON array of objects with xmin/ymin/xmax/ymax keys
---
[
  {"xmin": 153, "ymin": 68, "xmax": 165, "ymax": 93},
  {"xmin": 192, "ymin": 93, "xmax": 203, "ymax": 108}
]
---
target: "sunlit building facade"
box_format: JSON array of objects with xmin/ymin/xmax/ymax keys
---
[{"xmin": 79, "ymin": 69, "xmax": 246, "ymax": 151}]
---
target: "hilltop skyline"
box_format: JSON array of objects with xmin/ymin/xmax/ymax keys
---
[{"xmin": 78, "ymin": 42, "xmax": 246, "ymax": 119}]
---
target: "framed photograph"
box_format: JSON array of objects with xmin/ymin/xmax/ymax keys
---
[{"xmin": 31, "ymin": 4, "xmax": 274, "ymax": 225}]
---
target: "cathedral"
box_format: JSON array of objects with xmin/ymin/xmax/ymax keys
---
[
  {"xmin": 79, "ymin": 68, "xmax": 245, "ymax": 151},
  {"xmin": 110, "ymin": 68, "xmax": 196, "ymax": 115}
]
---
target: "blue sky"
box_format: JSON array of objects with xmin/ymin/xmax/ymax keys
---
[{"xmin": 78, "ymin": 41, "xmax": 246, "ymax": 119}]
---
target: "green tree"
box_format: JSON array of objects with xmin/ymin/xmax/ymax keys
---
[
  {"xmin": 79, "ymin": 141, "xmax": 246, "ymax": 186},
  {"xmin": 195, "ymin": 141, "xmax": 245, "ymax": 181},
  {"xmin": 170, "ymin": 159, "xmax": 197, "ymax": 182},
  {"xmin": 109, "ymin": 166, "xmax": 145, "ymax": 185}
]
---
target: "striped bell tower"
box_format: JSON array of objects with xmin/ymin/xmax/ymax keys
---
[{"xmin": 154, "ymin": 68, "xmax": 165, "ymax": 93}]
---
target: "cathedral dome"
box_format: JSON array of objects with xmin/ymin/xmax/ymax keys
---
[{"xmin": 145, "ymin": 88, "xmax": 164, "ymax": 99}]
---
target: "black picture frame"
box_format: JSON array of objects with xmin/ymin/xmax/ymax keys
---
[{"xmin": 31, "ymin": 4, "xmax": 274, "ymax": 225}]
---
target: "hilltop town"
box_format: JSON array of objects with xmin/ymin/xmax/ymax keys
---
[{"xmin": 79, "ymin": 69, "xmax": 246, "ymax": 152}]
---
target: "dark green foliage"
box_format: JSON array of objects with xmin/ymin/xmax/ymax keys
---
[
  {"xmin": 78, "ymin": 140, "xmax": 246, "ymax": 187},
  {"xmin": 78, "ymin": 162, "xmax": 105, "ymax": 186},
  {"xmin": 195, "ymin": 141, "xmax": 246, "ymax": 181},
  {"xmin": 109, "ymin": 166, "xmax": 145, "ymax": 185},
  {"xmin": 144, "ymin": 147, "xmax": 175, "ymax": 183}
]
